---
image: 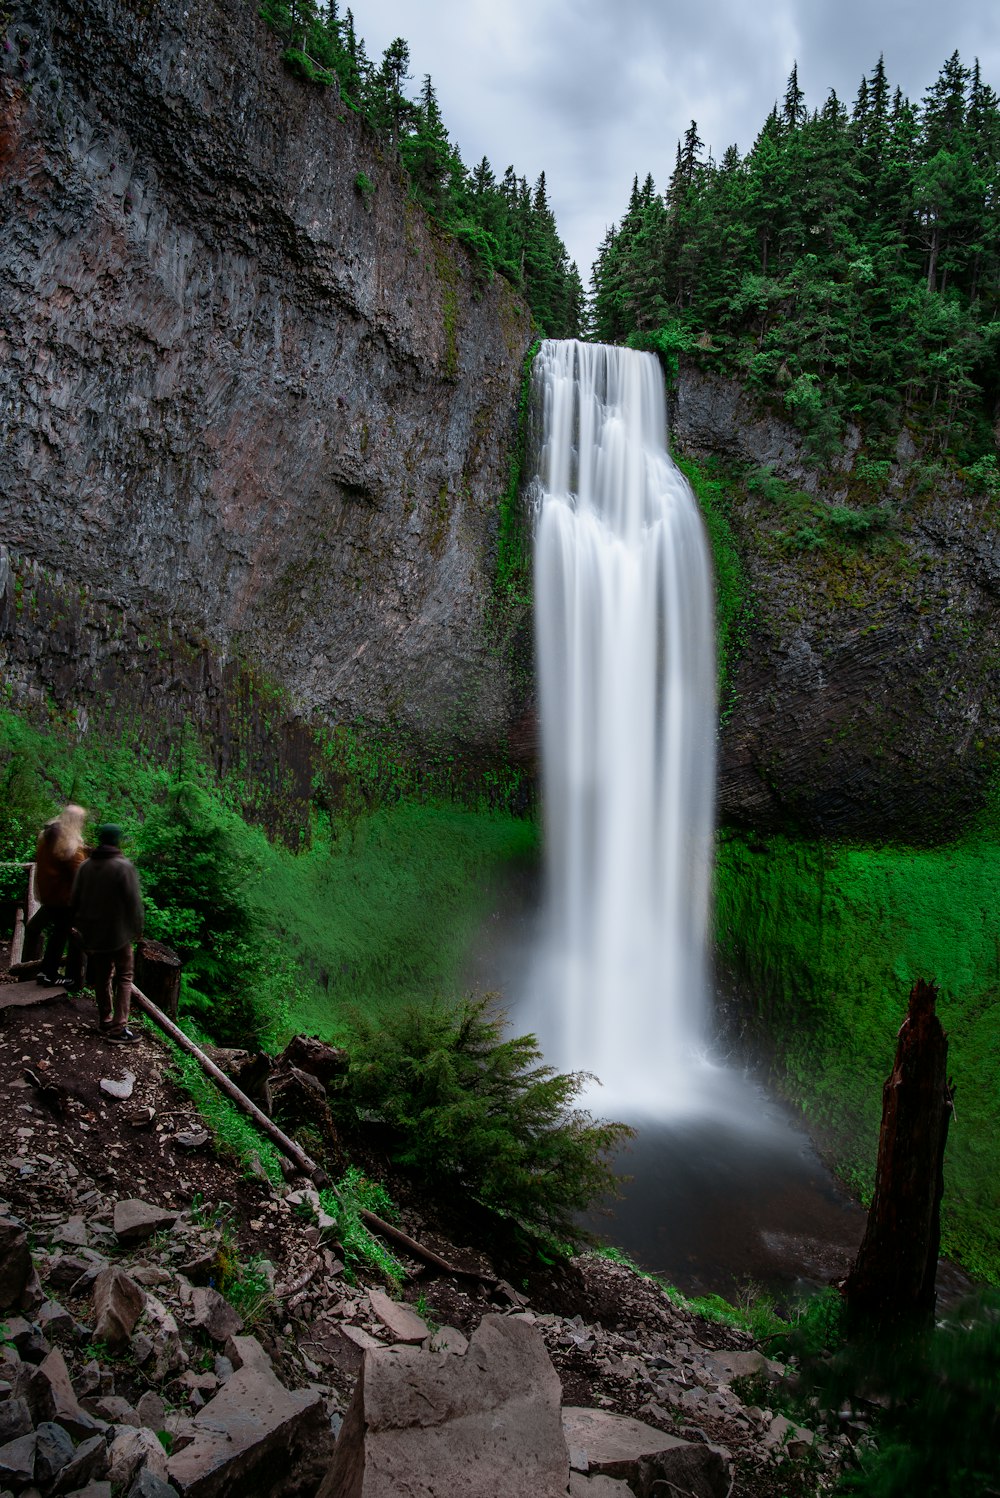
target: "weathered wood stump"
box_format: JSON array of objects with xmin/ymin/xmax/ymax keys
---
[
  {"xmin": 843, "ymin": 979, "xmax": 954, "ymax": 1323},
  {"xmin": 134, "ymin": 939, "xmax": 182, "ymax": 1020}
]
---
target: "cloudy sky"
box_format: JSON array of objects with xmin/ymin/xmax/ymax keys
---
[{"xmin": 355, "ymin": 0, "xmax": 1000, "ymax": 282}]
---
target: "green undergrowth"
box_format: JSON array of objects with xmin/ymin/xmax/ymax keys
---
[
  {"xmin": 165, "ymin": 1043, "xmax": 286, "ymax": 1188},
  {"xmin": 715, "ymin": 806, "xmax": 1000, "ymax": 1284},
  {"xmin": 495, "ymin": 337, "xmax": 542, "ymax": 604},
  {"xmin": 0, "ymin": 706, "xmax": 537, "ymax": 1046}
]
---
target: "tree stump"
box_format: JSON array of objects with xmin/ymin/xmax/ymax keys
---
[
  {"xmin": 134, "ymin": 939, "xmax": 182, "ymax": 1021},
  {"xmin": 843, "ymin": 979, "xmax": 954, "ymax": 1323}
]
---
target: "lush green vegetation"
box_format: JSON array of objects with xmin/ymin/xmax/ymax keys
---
[
  {"xmin": 0, "ymin": 706, "xmax": 535, "ymax": 1047},
  {"xmin": 257, "ymin": 0, "xmax": 582, "ymax": 336},
  {"xmin": 593, "ymin": 53, "xmax": 1000, "ymax": 465},
  {"xmin": 334, "ymin": 999, "xmax": 631, "ymax": 1250},
  {"xmin": 675, "ymin": 454, "xmax": 752, "ymax": 715},
  {"xmin": 715, "ymin": 806, "xmax": 1000, "ymax": 1284}
]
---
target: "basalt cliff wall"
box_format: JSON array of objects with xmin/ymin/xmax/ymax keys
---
[
  {"xmin": 672, "ymin": 365, "xmax": 1000, "ymax": 841},
  {"xmin": 0, "ymin": 0, "xmax": 533, "ymax": 817}
]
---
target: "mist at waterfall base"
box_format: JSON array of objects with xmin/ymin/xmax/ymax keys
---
[{"xmin": 504, "ymin": 340, "xmax": 865, "ymax": 1295}]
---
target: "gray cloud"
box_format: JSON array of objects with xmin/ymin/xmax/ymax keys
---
[{"xmin": 358, "ymin": 0, "xmax": 1000, "ymax": 280}]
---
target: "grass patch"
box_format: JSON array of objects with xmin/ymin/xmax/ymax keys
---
[{"xmin": 715, "ymin": 816, "xmax": 1000, "ymax": 1284}]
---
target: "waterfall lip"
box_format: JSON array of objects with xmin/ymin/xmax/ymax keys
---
[{"xmin": 523, "ymin": 336, "xmax": 718, "ymax": 1117}]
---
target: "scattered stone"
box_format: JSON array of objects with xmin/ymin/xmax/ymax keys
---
[
  {"xmin": 107, "ymin": 1427, "xmax": 170, "ymax": 1491},
  {"xmin": 0, "ymin": 1399, "xmax": 32, "ymax": 1445},
  {"xmin": 113, "ymin": 1201, "xmax": 177, "ymax": 1246},
  {"xmin": 703, "ymin": 1349, "xmax": 781, "ymax": 1385},
  {"xmin": 99, "ymin": 1072, "xmax": 136, "ymax": 1101},
  {"xmin": 187, "ymin": 1289, "xmax": 242, "ymax": 1345},
  {"xmin": 91, "ymin": 1397, "xmax": 140, "ymax": 1427},
  {"xmin": 172, "ymin": 1131, "xmax": 209, "ymax": 1151},
  {"xmin": 166, "ymin": 1346, "xmax": 325, "ymax": 1498},
  {"xmin": 130, "ymin": 1268, "xmax": 173, "ymax": 1289},
  {"xmin": 569, "ymin": 1476, "xmax": 637, "ymax": 1497},
  {"xmin": 93, "ymin": 1269, "xmax": 146, "ymax": 1351},
  {"xmin": 127, "ymin": 1470, "xmax": 180, "ymax": 1498},
  {"xmin": 562, "ymin": 1408, "xmax": 729, "ymax": 1498},
  {"xmin": 0, "ymin": 1432, "xmax": 37, "ymax": 1489},
  {"xmin": 317, "ymin": 1314, "xmax": 568, "ymax": 1498},
  {"xmin": 37, "ymin": 1350, "xmax": 104, "ymax": 1439},
  {"xmin": 0, "ymin": 1217, "xmax": 33, "ymax": 1311},
  {"xmin": 69, "ymin": 1483, "xmax": 112, "ymax": 1498},
  {"xmin": 765, "ymin": 1413, "xmax": 815, "ymax": 1461},
  {"xmin": 4, "ymin": 1318, "xmax": 49, "ymax": 1364},
  {"xmin": 52, "ymin": 1218, "xmax": 88, "ymax": 1249},
  {"xmin": 38, "ymin": 1300, "xmax": 74, "ymax": 1338},
  {"xmin": 34, "ymin": 1421, "xmax": 75, "ymax": 1486},
  {"xmin": 136, "ymin": 1392, "xmax": 166, "ymax": 1430},
  {"xmin": 425, "ymin": 1326, "xmax": 469, "ymax": 1356},
  {"xmin": 366, "ymin": 1289, "xmax": 428, "ymax": 1345},
  {"xmin": 50, "ymin": 1433, "xmax": 107, "ymax": 1494}
]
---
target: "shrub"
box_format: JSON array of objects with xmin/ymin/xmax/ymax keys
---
[{"xmin": 336, "ymin": 996, "xmax": 633, "ymax": 1248}]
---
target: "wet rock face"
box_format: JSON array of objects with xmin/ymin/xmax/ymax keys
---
[
  {"xmin": 0, "ymin": 0, "xmax": 532, "ymax": 755},
  {"xmin": 672, "ymin": 363, "xmax": 1000, "ymax": 839}
]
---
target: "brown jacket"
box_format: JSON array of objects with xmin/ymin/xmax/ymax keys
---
[
  {"xmin": 34, "ymin": 823, "xmax": 86, "ymax": 908},
  {"xmin": 71, "ymin": 847, "xmax": 144, "ymax": 952}
]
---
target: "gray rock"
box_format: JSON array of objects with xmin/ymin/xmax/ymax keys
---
[
  {"xmin": 127, "ymin": 1472, "xmax": 179, "ymax": 1498},
  {"xmin": 569, "ymin": 1476, "xmax": 637, "ymax": 1497},
  {"xmin": 50, "ymin": 1433, "xmax": 107, "ymax": 1495},
  {"xmin": 424, "ymin": 1326, "xmax": 469, "ymax": 1356},
  {"xmin": 562, "ymin": 1408, "xmax": 729, "ymax": 1498},
  {"xmin": 187, "ymin": 1289, "xmax": 242, "ymax": 1345},
  {"xmin": 92, "ymin": 1269, "xmax": 147, "ymax": 1352},
  {"xmin": 107, "ymin": 1428, "xmax": 169, "ymax": 1492},
  {"xmin": 36, "ymin": 1351, "xmax": 104, "ymax": 1439},
  {"xmin": 90, "ymin": 1398, "xmax": 140, "ymax": 1427},
  {"xmin": 34, "ymin": 1422, "xmax": 75, "ymax": 1486},
  {"xmin": 166, "ymin": 1347, "xmax": 326, "ymax": 1497},
  {"xmin": 136, "ymin": 1392, "xmax": 166, "ymax": 1431},
  {"xmin": 67, "ymin": 1483, "xmax": 112, "ymax": 1498},
  {"xmin": 112, "ymin": 1203, "xmax": 177, "ymax": 1247},
  {"xmin": 0, "ymin": 1401, "xmax": 32, "ymax": 1445},
  {"xmin": 4, "ymin": 1319, "xmax": 49, "ymax": 1365},
  {"xmin": 0, "ymin": 1432, "xmax": 36, "ymax": 1489},
  {"xmin": 764, "ymin": 1413, "xmax": 815, "ymax": 1461},
  {"xmin": 38, "ymin": 1301, "xmax": 75, "ymax": 1339},
  {"xmin": 46, "ymin": 1255, "xmax": 106, "ymax": 1294},
  {"xmin": 317, "ymin": 1314, "xmax": 568, "ymax": 1498},
  {"xmin": 366, "ymin": 1289, "xmax": 427, "ymax": 1345},
  {"xmin": 0, "ymin": 1219, "xmax": 33, "ymax": 1314}
]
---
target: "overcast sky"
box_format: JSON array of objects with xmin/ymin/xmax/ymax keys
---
[{"xmin": 354, "ymin": 0, "xmax": 1000, "ymax": 283}]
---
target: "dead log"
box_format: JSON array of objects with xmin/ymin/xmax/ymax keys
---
[
  {"xmin": 843, "ymin": 979, "xmax": 954, "ymax": 1322},
  {"xmin": 134, "ymin": 939, "xmax": 182, "ymax": 1021},
  {"xmin": 9, "ymin": 907, "xmax": 26, "ymax": 969}
]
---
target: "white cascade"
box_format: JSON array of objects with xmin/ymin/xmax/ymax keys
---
[{"xmin": 530, "ymin": 338, "xmax": 717, "ymax": 1113}]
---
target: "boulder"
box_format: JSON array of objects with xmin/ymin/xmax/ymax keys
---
[
  {"xmin": 561, "ymin": 1408, "xmax": 729, "ymax": 1498},
  {"xmin": 4, "ymin": 1317, "xmax": 49, "ymax": 1364},
  {"xmin": 317, "ymin": 1314, "xmax": 568, "ymax": 1498},
  {"xmin": 165, "ymin": 1347, "xmax": 325, "ymax": 1498},
  {"xmin": 0, "ymin": 1431, "xmax": 37, "ymax": 1489},
  {"xmin": 93, "ymin": 1269, "xmax": 147, "ymax": 1351},
  {"xmin": 107, "ymin": 1427, "xmax": 169, "ymax": 1491},
  {"xmin": 0, "ymin": 1217, "xmax": 33, "ymax": 1312},
  {"xmin": 0, "ymin": 1398, "xmax": 32, "ymax": 1445},
  {"xmin": 366, "ymin": 1290, "xmax": 428, "ymax": 1345},
  {"xmin": 764, "ymin": 1413, "xmax": 815, "ymax": 1461},
  {"xmin": 51, "ymin": 1433, "xmax": 108, "ymax": 1495},
  {"xmin": 128, "ymin": 1470, "xmax": 180, "ymax": 1498},
  {"xmin": 34, "ymin": 1421, "xmax": 75, "ymax": 1486},
  {"xmin": 36, "ymin": 1350, "xmax": 105, "ymax": 1439},
  {"xmin": 187, "ymin": 1289, "xmax": 242, "ymax": 1345},
  {"xmin": 569, "ymin": 1477, "xmax": 636, "ymax": 1497},
  {"xmin": 113, "ymin": 1202, "xmax": 178, "ymax": 1246},
  {"xmin": 136, "ymin": 1392, "xmax": 167, "ymax": 1431},
  {"xmin": 425, "ymin": 1327, "xmax": 469, "ymax": 1356}
]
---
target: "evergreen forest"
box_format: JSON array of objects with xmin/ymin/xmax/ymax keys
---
[
  {"xmin": 592, "ymin": 53, "xmax": 1000, "ymax": 468},
  {"xmin": 257, "ymin": 0, "xmax": 584, "ymax": 338}
]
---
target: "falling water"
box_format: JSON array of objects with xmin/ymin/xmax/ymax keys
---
[{"xmin": 528, "ymin": 339, "xmax": 716, "ymax": 1114}]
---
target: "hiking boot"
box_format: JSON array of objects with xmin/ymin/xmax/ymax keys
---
[
  {"xmin": 105, "ymin": 1027, "xmax": 138, "ymax": 1045},
  {"xmin": 35, "ymin": 972, "xmax": 58, "ymax": 987}
]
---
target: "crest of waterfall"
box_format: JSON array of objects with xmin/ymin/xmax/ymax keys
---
[{"xmin": 529, "ymin": 339, "xmax": 716, "ymax": 1114}]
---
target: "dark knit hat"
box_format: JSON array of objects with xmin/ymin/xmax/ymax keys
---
[{"xmin": 97, "ymin": 823, "xmax": 123, "ymax": 847}]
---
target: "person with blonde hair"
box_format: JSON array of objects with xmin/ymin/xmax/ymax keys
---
[{"xmin": 24, "ymin": 803, "xmax": 88, "ymax": 988}]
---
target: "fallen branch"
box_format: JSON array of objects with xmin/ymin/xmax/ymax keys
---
[
  {"xmin": 357, "ymin": 1210, "xmax": 495, "ymax": 1285},
  {"xmin": 130, "ymin": 985, "xmax": 331, "ymax": 1189}
]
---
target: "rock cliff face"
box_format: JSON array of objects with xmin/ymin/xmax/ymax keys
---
[
  {"xmin": 673, "ymin": 365, "xmax": 1000, "ymax": 840},
  {"xmin": 1, "ymin": 0, "xmax": 532, "ymax": 773}
]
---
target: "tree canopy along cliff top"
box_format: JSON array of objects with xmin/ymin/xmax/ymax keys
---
[
  {"xmin": 593, "ymin": 53, "xmax": 1000, "ymax": 471},
  {"xmin": 259, "ymin": 0, "xmax": 583, "ymax": 338}
]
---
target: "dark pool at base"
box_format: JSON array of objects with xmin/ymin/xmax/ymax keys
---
[{"xmin": 584, "ymin": 1092, "xmax": 867, "ymax": 1304}]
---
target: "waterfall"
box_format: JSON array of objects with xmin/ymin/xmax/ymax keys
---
[{"xmin": 529, "ymin": 339, "xmax": 717, "ymax": 1114}]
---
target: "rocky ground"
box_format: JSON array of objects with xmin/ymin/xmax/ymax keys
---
[{"xmin": 0, "ymin": 961, "xmax": 866, "ymax": 1498}]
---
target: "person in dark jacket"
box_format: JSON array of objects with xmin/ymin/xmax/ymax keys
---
[
  {"xmin": 71, "ymin": 823, "xmax": 144, "ymax": 1044},
  {"xmin": 24, "ymin": 804, "xmax": 88, "ymax": 989}
]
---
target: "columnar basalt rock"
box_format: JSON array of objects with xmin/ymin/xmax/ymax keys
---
[{"xmin": 0, "ymin": 0, "xmax": 533, "ymax": 772}]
